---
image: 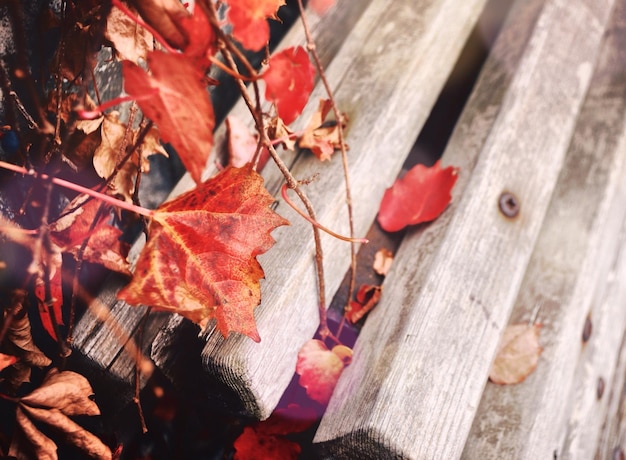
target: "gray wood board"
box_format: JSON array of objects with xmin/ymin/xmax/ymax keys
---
[
  {"xmin": 197, "ymin": 0, "xmax": 489, "ymax": 419},
  {"xmin": 462, "ymin": 0, "xmax": 626, "ymax": 455},
  {"xmin": 71, "ymin": 1, "xmax": 374, "ymax": 400},
  {"xmin": 313, "ymin": 0, "xmax": 615, "ymax": 457}
]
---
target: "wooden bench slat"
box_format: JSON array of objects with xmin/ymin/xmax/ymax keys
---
[
  {"xmin": 313, "ymin": 0, "xmax": 616, "ymax": 456},
  {"xmin": 461, "ymin": 0, "xmax": 626, "ymax": 455},
  {"xmin": 192, "ymin": 0, "xmax": 489, "ymax": 420}
]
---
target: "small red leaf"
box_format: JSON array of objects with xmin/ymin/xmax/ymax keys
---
[
  {"xmin": 296, "ymin": 339, "xmax": 352, "ymax": 405},
  {"xmin": 347, "ymin": 284, "xmax": 382, "ymax": 324},
  {"xmin": 263, "ymin": 47, "xmax": 315, "ymax": 125},
  {"xmin": 123, "ymin": 51, "xmax": 215, "ymax": 185},
  {"xmin": 226, "ymin": 0, "xmax": 285, "ymax": 51},
  {"xmin": 377, "ymin": 160, "xmax": 459, "ymax": 232}
]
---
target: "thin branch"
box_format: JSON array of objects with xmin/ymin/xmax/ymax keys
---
[{"xmin": 296, "ymin": 0, "xmax": 358, "ymax": 339}]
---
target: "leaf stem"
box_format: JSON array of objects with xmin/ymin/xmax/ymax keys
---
[
  {"xmin": 281, "ymin": 184, "xmax": 368, "ymax": 244},
  {"xmin": 0, "ymin": 161, "xmax": 154, "ymax": 218}
]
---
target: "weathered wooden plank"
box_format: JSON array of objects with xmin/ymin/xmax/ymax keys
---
[
  {"xmin": 71, "ymin": 0, "xmax": 375, "ymax": 404},
  {"xmin": 461, "ymin": 1, "xmax": 626, "ymax": 456},
  {"xmin": 313, "ymin": 0, "xmax": 615, "ymax": 457},
  {"xmin": 561, "ymin": 222, "xmax": 626, "ymax": 459},
  {"xmin": 194, "ymin": 0, "xmax": 489, "ymax": 420}
]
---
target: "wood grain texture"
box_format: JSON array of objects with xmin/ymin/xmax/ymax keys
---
[
  {"xmin": 197, "ymin": 0, "xmax": 488, "ymax": 420},
  {"xmin": 313, "ymin": 0, "xmax": 615, "ymax": 457},
  {"xmin": 461, "ymin": 1, "xmax": 626, "ymax": 456}
]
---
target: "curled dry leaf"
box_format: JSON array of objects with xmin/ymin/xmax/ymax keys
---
[
  {"xmin": 226, "ymin": 0, "xmax": 286, "ymax": 51},
  {"xmin": 263, "ymin": 47, "xmax": 316, "ymax": 125},
  {"xmin": 373, "ymin": 248, "xmax": 393, "ymax": 276},
  {"xmin": 377, "ymin": 160, "xmax": 459, "ymax": 232},
  {"xmin": 106, "ymin": 4, "xmax": 153, "ymax": 63},
  {"xmin": 489, "ymin": 323, "xmax": 543, "ymax": 385},
  {"xmin": 118, "ymin": 166, "xmax": 289, "ymax": 342},
  {"xmin": 296, "ymin": 339, "xmax": 352, "ymax": 405},
  {"xmin": 267, "ymin": 116, "xmax": 296, "ymax": 151},
  {"xmin": 298, "ymin": 99, "xmax": 347, "ymax": 161},
  {"xmin": 233, "ymin": 404, "xmax": 316, "ymax": 460},
  {"xmin": 347, "ymin": 284, "xmax": 382, "ymax": 324},
  {"xmin": 11, "ymin": 368, "xmax": 111, "ymax": 460}
]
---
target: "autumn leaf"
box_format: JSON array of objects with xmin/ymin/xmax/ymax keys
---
[
  {"xmin": 10, "ymin": 368, "xmax": 111, "ymax": 460},
  {"xmin": 267, "ymin": 116, "xmax": 296, "ymax": 151},
  {"xmin": 489, "ymin": 323, "xmax": 543, "ymax": 385},
  {"xmin": 179, "ymin": 4, "xmax": 217, "ymax": 63},
  {"xmin": 106, "ymin": 4, "xmax": 153, "ymax": 63},
  {"xmin": 263, "ymin": 47, "xmax": 315, "ymax": 125},
  {"xmin": 226, "ymin": 0, "xmax": 286, "ymax": 51},
  {"xmin": 0, "ymin": 353, "xmax": 18, "ymax": 372},
  {"xmin": 377, "ymin": 160, "xmax": 459, "ymax": 232},
  {"xmin": 296, "ymin": 339, "xmax": 352, "ymax": 405},
  {"xmin": 347, "ymin": 284, "xmax": 382, "ymax": 324},
  {"xmin": 117, "ymin": 166, "xmax": 289, "ymax": 341},
  {"xmin": 233, "ymin": 404, "xmax": 316, "ymax": 460},
  {"xmin": 226, "ymin": 116, "xmax": 269, "ymax": 170},
  {"xmin": 123, "ymin": 50, "xmax": 215, "ymax": 185},
  {"xmin": 298, "ymin": 98, "xmax": 347, "ymax": 161},
  {"xmin": 373, "ymin": 248, "xmax": 393, "ymax": 276},
  {"xmin": 309, "ymin": 0, "xmax": 335, "ymax": 15}
]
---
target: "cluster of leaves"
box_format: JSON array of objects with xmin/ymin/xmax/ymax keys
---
[{"xmin": 0, "ymin": 0, "xmax": 481, "ymax": 457}]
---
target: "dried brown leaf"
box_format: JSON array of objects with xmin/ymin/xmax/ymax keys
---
[
  {"xmin": 106, "ymin": 5, "xmax": 154, "ymax": 63},
  {"xmin": 12, "ymin": 406, "xmax": 57, "ymax": 460},
  {"xmin": 489, "ymin": 323, "xmax": 543, "ymax": 385},
  {"xmin": 373, "ymin": 248, "xmax": 393, "ymax": 276}
]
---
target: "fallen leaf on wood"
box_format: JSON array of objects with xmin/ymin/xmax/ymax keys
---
[
  {"xmin": 263, "ymin": 47, "xmax": 315, "ymax": 125},
  {"xmin": 347, "ymin": 284, "xmax": 382, "ymax": 324},
  {"xmin": 10, "ymin": 368, "xmax": 111, "ymax": 460},
  {"xmin": 298, "ymin": 98, "xmax": 347, "ymax": 161},
  {"xmin": 233, "ymin": 404, "xmax": 316, "ymax": 460},
  {"xmin": 296, "ymin": 339, "xmax": 352, "ymax": 405},
  {"xmin": 377, "ymin": 160, "xmax": 458, "ymax": 232},
  {"xmin": 373, "ymin": 248, "xmax": 393, "ymax": 276},
  {"xmin": 489, "ymin": 323, "xmax": 543, "ymax": 385},
  {"xmin": 267, "ymin": 116, "xmax": 295, "ymax": 151},
  {"xmin": 226, "ymin": 0, "xmax": 286, "ymax": 51},
  {"xmin": 117, "ymin": 166, "xmax": 288, "ymax": 342}
]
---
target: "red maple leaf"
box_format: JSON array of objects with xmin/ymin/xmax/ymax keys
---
[
  {"xmin": 226, "ymin": 0, "xmax": 285, "ymax": 51},
  {"xmin": 377, "ymin": 160, "xmax": 459, "ymax": 232},
  {"xmin": 263, "ymin": 47, "xmax": 315, "ymax": 125},
  {"xmin": 296, "ymin": 339, "xmax": 352, "ymax": 405},
  {"xmin": 117, "ymin": 166, "xmax": 288, "ymax": 342},
  {"xmin": 122, "ymin": 51, "xmax": 215, "ymax": 185},
  {"xmin": 179, "ymin": 5, "xmax": 217, "ymax": 64}
]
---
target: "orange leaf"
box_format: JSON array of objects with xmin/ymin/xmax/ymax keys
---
[
  {"xmin": 377, "ymin": 160, "xmax": 459, "ymax": 232},
  {"xmin": 263, "ymin": 47, "xmax": 315, "ymax": 125},
  {"xmin": 117, "ymin": 166, "xmax": 288, "ymax": 342},
  {"xmin": 296, "ymin": 339, "xmax": 352, "ymax": 405},
  {"xmin": 298, "ymin": 99, "xmax": 347, "ymax": 161},
  {"xmin": 347, "ymin": 284, "xmax": 382, "ymax": 324},
  {"xmin": 123, "ymin": 51, "xmax": 215, "ymax": 185},
  {"xmin": 0, "ymin": 353, "xmax": 18, "ymax": 372},
  {"xmin": 489, "ymin": 323, "xmax": 543, "ymax": 385},
  {"xmin": 226, "ymin": 0, "xmax": 286, "ymax": 51}
]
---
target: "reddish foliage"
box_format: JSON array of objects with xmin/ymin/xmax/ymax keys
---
[
  {"xmin": 179, "ymin": 5, "xmax": 217, "ymax": 64},
  {"xmin": 122, "ymin": 51, "xmax": 215, "ymax": 185},
  {"xmin": 298, "ymin": 98, "xmax": 347, "ymax": 161},
  {"xmin": 263, "ymin": 47, "xmax": 315, "ymax": 125},
  {"xmin": 377, "ymin": 160, "xmax": 459, "ymax": 232},
  {"xmin": 296, "ymin": 339, "xmax": 352, "ymax": 405},
  {"xmin": 233, "ymin": 404, "xmax": 316, "ymax": 460},
  {"xmin": 117, "ymin": 166, "xmax": 288, "ymax": 341},
  {"xmin": 347, "ymin": 284, "xmax": 382, "ymax": 324},
  {"xmin": 309, "ymin": 0, "xmax": 335, "ymax": 15},
  {"xmin": 226, "ymin": 0, "xmax": 286, "ymax": 51}
]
